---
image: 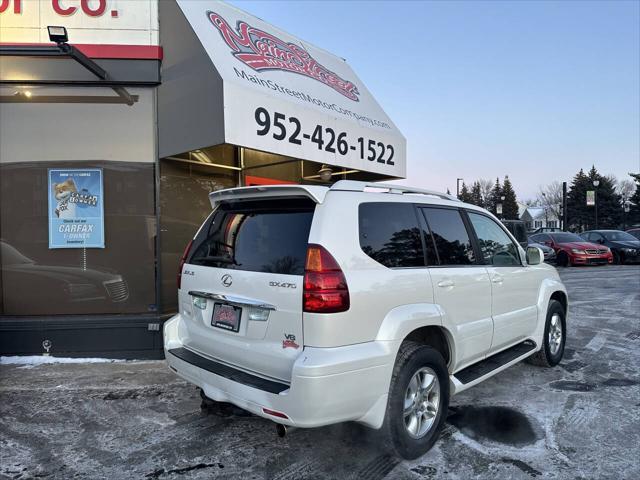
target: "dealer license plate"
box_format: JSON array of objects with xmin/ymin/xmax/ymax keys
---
[{"xmin": 212, "ymin": 303, "xmax": 241, "ymax": 332}]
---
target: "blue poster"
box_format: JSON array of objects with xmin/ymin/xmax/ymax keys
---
[{"xmin": 48, "ymin": 168, "xmax": 105, "ymax": 249}]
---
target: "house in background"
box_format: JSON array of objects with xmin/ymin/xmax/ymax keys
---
[{"xmin": 520, "ymin": 206, "xmax": 560, "ymax": 231}]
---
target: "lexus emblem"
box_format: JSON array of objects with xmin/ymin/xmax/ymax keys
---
[{"xmin": 221, "ymin": 274, "xmax": 233, "ymax": 287}]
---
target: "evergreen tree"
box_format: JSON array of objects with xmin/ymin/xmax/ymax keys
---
[
  {"xmin": 470, "ymin": 181, "xmax": 484, "ymax": 208},
  {"xmin": 566, "ymin": 169, "xmax": 590, "ymax": 231},
  {"xmin": 501, "ymin": 176, "xmax": 519, "ymax": 220},
  {"xmin": 586, "ymin": 166, "xmax": 621, "ymax": 229},
  {"xmin": 567, "ymin": 166, "xmax": 622, "ymax": 230},
  {"xmin": 488, "ymin": 177, "xmax": 502, "ymax": 216},
  {"xmin": 458, "ymin": 182, "xmax": 473, "ymax": 203}
]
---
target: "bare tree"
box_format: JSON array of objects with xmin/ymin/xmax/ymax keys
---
[
  {"xmin": 537, "ymin": 181, "xmax": 563, "ymax": 220},
  {"xmin": 616, "ymin": 178, "xmax": 636, "ymax": 202},
  {"xmin": 478, "ymin": 179, "xmax": 493, "ymax": 206}
]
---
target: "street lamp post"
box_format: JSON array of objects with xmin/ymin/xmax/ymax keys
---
[
  {"xmin": 593, "ymin": 180, "xmax": 600, "ymax": 229},
  {"xmin": 542, "ymin": 192, "xmax": 548, "ymax": 227},
  {"xmin": 497, "ymin": 195, "xmax": 505, "ymax": 219}
]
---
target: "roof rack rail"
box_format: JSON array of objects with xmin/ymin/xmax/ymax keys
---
[{"xmin": 330, "ymin": 180, "xmax": 460, "ymax": 202}]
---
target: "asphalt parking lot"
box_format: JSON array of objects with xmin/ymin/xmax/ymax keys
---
[{"xmin": 1, "ymin": 265, "xmax": 639, "ymax": 480}]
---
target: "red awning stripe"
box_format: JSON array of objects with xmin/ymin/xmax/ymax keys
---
[{"xmin": 0, "ymin": 43, "xmax": 163, "ymax": 60}]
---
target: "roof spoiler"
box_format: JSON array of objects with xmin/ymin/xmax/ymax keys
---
[{"xmin": 209, "ymin": 184, "xmax": 329, "ymax": 209}]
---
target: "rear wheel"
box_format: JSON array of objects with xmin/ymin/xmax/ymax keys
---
[
  {"xmin": 380, "ymin": 342, "xmax": 449, "ymax": 459},
  {"xmin": 527, "ymin": 299, "xmax": 566, "ymax": 367}
]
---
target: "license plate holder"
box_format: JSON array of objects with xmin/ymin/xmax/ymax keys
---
[{"xmin": 212, "ymin": 303, "xmax": 242, "ymax": 332}]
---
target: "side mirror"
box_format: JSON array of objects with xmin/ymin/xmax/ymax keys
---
[{"xmin": 526, "ymin": 246, "xmax": 544, "ymax": 265}]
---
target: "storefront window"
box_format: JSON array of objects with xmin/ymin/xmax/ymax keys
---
[
  {"xmin": 0, "ymin": 161, "xmax": 156, "ymax": 315},
  {"xmin": 160, "ymin": 145, "xmax": 238, "ymax": 313},
  {"xmin": 0, "ymin": 87, "xmax": 157, "ymax": 316}
]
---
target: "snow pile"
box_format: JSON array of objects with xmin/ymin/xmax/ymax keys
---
[{"xmin": 0, "ymin": 356, "xmax": 124, "ymax": 368}]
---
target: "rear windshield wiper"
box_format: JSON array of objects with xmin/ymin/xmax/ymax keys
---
[{"xmin": 192, "ymin": 255, "xmax": 238, "ymax": 266}]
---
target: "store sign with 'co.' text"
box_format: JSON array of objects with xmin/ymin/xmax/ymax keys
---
[{"xmin": 176, "ymin": 0, "xmax": 406, "ymax": 178}]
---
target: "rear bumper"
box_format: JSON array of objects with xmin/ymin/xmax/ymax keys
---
[{"xmin": 164, "ymin": 314, "xmax": 397, "ymax": 429}]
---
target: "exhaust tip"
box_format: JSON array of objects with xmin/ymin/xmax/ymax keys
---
[{"xmin": 276, "ymin": 423, "xmax": 287, "ymax": 438}]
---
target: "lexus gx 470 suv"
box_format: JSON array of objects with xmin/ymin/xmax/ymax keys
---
[{"xmin": 164, "ymin": 181, "xmax": 568, "ymax": 459}]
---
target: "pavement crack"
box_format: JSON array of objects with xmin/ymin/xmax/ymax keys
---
[
  {"xmin": 145, "ymin": 462, "xmax": 224, "ymax": 478},
  {"xmin": 500, "ymin": 457, "xmax": 542, "ymax": 477}
]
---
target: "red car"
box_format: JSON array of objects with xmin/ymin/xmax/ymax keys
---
[{"xmin": 529, "ymin": 232, "xmax": 613, "ymax": 267}]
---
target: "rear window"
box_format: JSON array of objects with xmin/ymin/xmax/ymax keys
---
[
  {"xmin": 421, "ymin": 207, "xmax": 476, "ymax": 265},
  {"xmin": 359, "ymin": 202, "xmax": 427, "ymax": 268},
  {"xmin": 188, "ymin": 198, "xmax": 314, "ymax": 275}
]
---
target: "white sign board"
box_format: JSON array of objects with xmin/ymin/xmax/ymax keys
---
[
  {"xmin": 0, "ymin": 0, "xmax": 158, "ymax": 45},
  {"xmin": 586, "ymin": 190, "xmax": 595, "ymax": 206},
  {"xmin": 176, "ymin": 0, "xmax": 406, "ymax": 178}
]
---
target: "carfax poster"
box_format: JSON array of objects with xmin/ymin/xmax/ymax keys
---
[{"xmin": 48, "ymin": 168, "xmax": 105, "ymax": 249}]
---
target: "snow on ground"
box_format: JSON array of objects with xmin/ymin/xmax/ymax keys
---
[{"xmin": 0, "ymin": 356, "xmax": 124, "ymax": 368}]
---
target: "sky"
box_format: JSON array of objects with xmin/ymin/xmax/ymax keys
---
[{"xmin": 230, "ymin": 0, "xmax": 639, "ymax": 201}]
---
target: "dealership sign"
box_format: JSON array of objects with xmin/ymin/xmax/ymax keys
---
[
  {"xmin": 0, "ymin": 0, "xmax": 158, "ymax": 45},
  {"xmin": 176, "ymin": 0, "xmax": 406, "ymax": 178},
  {"xmin": 48, "ymin": 168, "xmax": 105, "ymax": 249}
]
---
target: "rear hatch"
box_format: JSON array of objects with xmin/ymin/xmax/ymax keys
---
[{"xmin": 178, "ymin": 197, "xmax": 315, "ymax": 383}]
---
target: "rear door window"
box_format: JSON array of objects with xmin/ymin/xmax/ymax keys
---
[
  {"xmin": 188, "ymin": 198, "xmax": 314, "ymax": 275},
  {"xmin": 420, "ymin": 207, "xmax": 476, "ymax": 265},
  {"xmin": 359, "ymin": 202, "xmax": 428, "ymax": 268}
]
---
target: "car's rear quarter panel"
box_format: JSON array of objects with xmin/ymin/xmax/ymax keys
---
[{"xmin": 304, "ymin": 192, "xmax": 435, "ymax": 347}]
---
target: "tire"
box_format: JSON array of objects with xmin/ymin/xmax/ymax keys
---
[
  {"xmin": 527, "ymin": 299, "xmax": 566, "ymax": 367},
  {"xmin": 557, "ymin": 252, "xmax": 570, "ymax": 267},
  {"xmin": 613, "ymin": 250, "xmax": 624, "ymax": 265},
  {"xmin": 379, "ymin": 341, "xmax": 449, "ymax": 459}
]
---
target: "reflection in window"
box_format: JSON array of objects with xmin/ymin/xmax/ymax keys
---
[
  {"xmin": 421, "ymin": 208, "xmax": 475, "ymax": 265},
  {"xmin": 468, "ymin": 213, "xmax": 520, "ymax": 266},
  {"xmin": 359, "ymin": 203, "xmax": 427, "ymax": 268},
  {"xmin": 189, "ymin": 199, "xmax": 314, "ymax": 275}
]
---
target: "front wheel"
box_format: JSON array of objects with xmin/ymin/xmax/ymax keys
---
[
  {"xmin": 613, "ymin": 250, "xmax": 624, "ymax": 265},
  {"xmin": 527, "ymin": 299, "xmax": 566, "ymax": 367},
  {"xmin": 380, "ymin": 342, "xmax": 449, "ymax": 459},
  {"xmin": 557, "ymin": 252, "xmax": 570, "ymax": 267}
]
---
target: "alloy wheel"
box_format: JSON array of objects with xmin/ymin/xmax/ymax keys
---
[{"xmin": 403, "ymin": 367, "xmax": 440, "ymax": 439}]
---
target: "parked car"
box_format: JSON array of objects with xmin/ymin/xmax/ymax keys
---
[
  {"xmin": 627, "ymin": 228, "xmax": 640, "ymax": 241},
  {"xmin": 529, "ymin": 232, "xmax": 613, "ymax": 267},
  {"xmin": 528, "ymin": 226, "xmax": 562, "ymax": 234},
  {"xmin": 580, "ymin": 230, "xmax": 640, "ymax": 264},
  {"xmin": 502, "ymin": 220, "xmax": 555, "ymax": 263},
  {"xmin": 165, "ymin": 181, "xmax": 568, "ymax": 459}
]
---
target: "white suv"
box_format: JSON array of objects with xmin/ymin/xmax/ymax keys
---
[{"xmin": 164, "ymin": 180, "xmax": 568, "ymax": 459}]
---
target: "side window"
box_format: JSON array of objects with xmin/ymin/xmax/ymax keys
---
[
  {"xmin": 359, "ymin": 203, "xmax": 426, "ymax": 268},
  {"xmin": 468, "ymin": 213, "xmax": 521, "ymax": 266},
  {"xmin": 582, "ymin": 232, "xmax": 592, "ymax": 241},
  {"xmin": 421, "ymin": 207, "xmax": 475, "ymax": 265}
]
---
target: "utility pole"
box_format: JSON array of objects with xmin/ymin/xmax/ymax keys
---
[
  {"xmin": 593, "ymin": 180, "xmax": 600, "ymax": 229},
  {"xmin": 562, "ymin": 181, "xmax": 567, "ymax": 231}
]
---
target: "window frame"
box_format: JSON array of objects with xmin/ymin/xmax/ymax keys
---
[
  {"xmin": 418, "ymin": 205, "xmax": 483, "ymax": 268},
  {"xmin": 462, "ymin": 209, "xmax": 523, "ymax": 267},
  {"xmin": 357, "ymin": 201, "xmax": 430, "ymax": 269}
]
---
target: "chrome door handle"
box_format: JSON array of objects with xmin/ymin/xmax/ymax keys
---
[
  {"xmin": 491, "ymin": 275, "xmax": 504, "ymax": 284},
  {"xmin": 437, "ymin": 280, "xmax": 455, "ymax": 288}
]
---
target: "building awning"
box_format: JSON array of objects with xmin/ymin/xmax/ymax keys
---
[{"xmin": 159, "ymin": 0, "xmax": 406, "ymax": 179}]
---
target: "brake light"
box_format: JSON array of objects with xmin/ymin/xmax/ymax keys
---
[
  {"xmin": 303, "ymin": 244, "xmax": 349, "ymax": 313},
  {"xmin": 177, "ymin": 239, "xmax": 193, "ymax": 290}
]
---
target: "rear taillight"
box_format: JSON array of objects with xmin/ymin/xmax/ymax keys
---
[
  {"xmin": 177, "ymin": 239, "xmax": 193, "ymax": 290},
  {"xmin": 303, "ymin": 244, "xmax": 349, "ymax": 313}
]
